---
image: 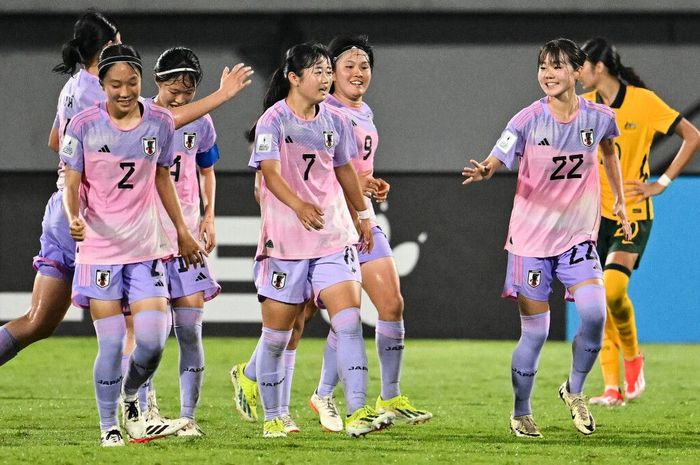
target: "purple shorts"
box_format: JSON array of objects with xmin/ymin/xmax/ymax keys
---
[
  {"xmin": 254, "ymin": 246, "xmax": 362, "ymax": 306},
  {"xmin": 33, "ymin": 191, "xmax": 76, "ymax": 281},
  {"xmin": 358, "ymin": 226, "xmax": 393, "ymax": 265},
  {"xmin": 72, "ymin": 259, "xmax": 169, "ymax": 309},
  {"xmin": 502, "ymin": 241, "xmax": 603, "ymax": 302},
  {"xmin": 165, "ymin": 256, "xmax": 221, "ymax": 301}
]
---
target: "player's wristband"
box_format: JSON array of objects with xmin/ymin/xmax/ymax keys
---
[
  {"xmin": 658, "ymin": 174, "xmax": 673, "ymax": 187},
  {"xmin": 357, "ymin": 209, "xmax": 371, "ymax": 220}
]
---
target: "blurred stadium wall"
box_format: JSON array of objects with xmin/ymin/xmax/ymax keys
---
[{"xmin": 1, "ymin": 2, "xmax": 698, "ymax": 340}]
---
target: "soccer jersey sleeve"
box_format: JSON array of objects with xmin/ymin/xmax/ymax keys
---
[
  {"xmin": 249, "ymin": 117, "xmax": 281, "ymax": 170},
  {"xmin": 332, "ymin": 114, "xmax": 357, "ymax": 167},
  {"xmin": 196, "ymin": 115, "xmax": 219, "ymax": 168},
  {"xmin": 491, "ymin": 123, "xmax": 524, "ymax": 171},
  {"xmin": 646, "ymin": 91, "xmax": 681, "ymax": 136},
  {"xmin": 157, "ymin": 117, "xmax": 176, "ymax": 168},
  {"xmin": 59, "ymin": 120, "xmax": 84, "ymax": 172}
]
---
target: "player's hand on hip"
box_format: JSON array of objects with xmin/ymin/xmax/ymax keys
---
[
  {"xmin": 69, "ymin": 217, "xmax": 86, "ymax": 241},
  {"xmin": 624, "ymin": 179, "xmax": 665, "ymax": 204},
  {"xmin": 358, "ymin": 218, "xmax": 374, "ymax": 254},
  {"xmin": 219, "ymin": 63, "xmax": 254, "ymax": 100},
  {"xmin": 462, "ymin": 159, "xmax": 491, "ymax": 185},
  {"xmin": 296, "ymin": 202, "xmax": 325, "ymax": 231},
  {"xmin": 178, "ymin": 231, "xmax": 208, "ymax": 270}
]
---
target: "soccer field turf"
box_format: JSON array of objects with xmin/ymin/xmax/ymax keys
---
[{"xmin": 0, "ymin": 337, "xmax": 698, "ymax": 464}]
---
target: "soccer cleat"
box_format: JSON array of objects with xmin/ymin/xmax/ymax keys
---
[
  {"xmin": 559, "ymin": 381, "xmax": 596, "ymax": 435},
  {"xmin": 280, "ymin": 414, "xmax": 301, "ymax": 433},
  {"xmin": 175, "ymin": 418, "xmax": 205, "ymax": 437},
  {"xmin": 624, "ymin": 354, "xmax": 645, "ymax": 401},
  {"xmin": 138, "ymin": 416, "xmax": 188, "ymax": 441},
  {"xmin": 589, "ymin": 388, "xmax": 626, "ymax": 407},
  {"xmin": 309, "ymin": 392, "xmax": 344, "ymax": 432},
  {"xmin": 510, "ymin": 415, "xmax": 543, "ymax": 438},
  {"xmin": 121, "ymin": 395, "xmax": 146, "ymax": 439},
  {"xmin": 263, "ymin": 418, "xmax": 287, "ymax": 438},
  {"xmin": 375, "ymin": 394, "xmax": 433, "ymax": 424},
  {"xmin": 230, "ymin": 363, "xmax": 258, "ymax": 422},
  {"xmin": 344, "ymin": 405, "xmax": 394, "ymax": 438},
  {"xmin": 100, "ymin": 427, "xmax": 125, "ymax": 447},
  {"xmin": 145, "ymin": 388, "xmax": 169, "ymax": 423}
]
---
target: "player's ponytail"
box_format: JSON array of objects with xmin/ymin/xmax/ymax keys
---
[
  {"xmin": 581, "ymin": 37, "xmax": 647, "ymax": 89},
  {"xmin": 262, "ymin": 42, "xmax": 332, "ymax": 111},
  {"xmin": 53, "ymin": 10, "xmax": 119, "ymax": 75}
]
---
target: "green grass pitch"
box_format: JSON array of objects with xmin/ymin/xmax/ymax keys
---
[{"xmin": 0, "ymin": 337, "xmax": 698, "ymax": 464}]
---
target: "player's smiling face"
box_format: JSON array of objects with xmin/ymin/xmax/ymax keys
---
[
  {"xmin": 537, "ymin": 53, "xmax": 579, "ymax": 98},
  {"xmin": 333, "ymin": 49, "xmax": 372, "ymax": 102},
  {"xmin": 294, "ymin": 57, "xmax": 332, "ymax": 105},
  {"xmin": 156, "ymin": 77, "xmax": 196, "ymax": 109},
  {"xmin": 102, "ymin": 62, "xmax": 141, "ymax": 117}
]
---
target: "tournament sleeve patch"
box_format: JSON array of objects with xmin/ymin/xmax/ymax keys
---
[
  {"xmin": 256, "ymin": 133, "xmax": 272, "ymax": 153},
  {"xmin": 496, "ymin": 129, "xmax": 517, "ymax": 153},
  {"xmin": 60, "ymin": 135, "xmax": 77, "ymax": 158}
]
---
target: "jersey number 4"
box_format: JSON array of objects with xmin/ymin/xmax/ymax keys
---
[{"xmin": 550, "ymin": 154, "xmax": 583, "ymax": 181}]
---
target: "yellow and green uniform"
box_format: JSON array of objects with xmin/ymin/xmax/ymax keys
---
[{"xmin": 582, "ymin": 84, "xmax": 681, "ymax": 390}]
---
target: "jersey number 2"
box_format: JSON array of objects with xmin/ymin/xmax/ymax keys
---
[
  {"xmin": 550, "ymin": 154, "xmax": 583, "ymax": 181},
  {"xmin": 118, "ymin": 162, "xmax": 136, "ymax": 189}
]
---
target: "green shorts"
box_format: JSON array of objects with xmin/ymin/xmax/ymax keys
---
[{"xmin": 596, "ymin": 217, "xmax": 653, "ymax": 270}]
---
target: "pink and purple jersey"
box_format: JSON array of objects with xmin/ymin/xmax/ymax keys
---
[
  {"xmin": 157, "ymin": 113, "xmax": 218, "ymax": 247},
  {"xmin": 492, "ymin": 96, "xmax": 619, "ymax": 258},
  {"xmin": 249, "ymin": 99, "xmax": 359, "ymax": 260},
  {"xmin": 59, "ymin": 100, "xmax": 176, "ymax": 265},
  {"xmin": 54, "ymin": 70, "xmax": 106, "ymax": 190},
  {"xmin": 325, "ymin": 94, "xmax": 379, "ymax": 228}
]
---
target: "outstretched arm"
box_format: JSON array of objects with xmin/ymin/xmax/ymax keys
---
[
  {"xmin": 462, "ymin": 155, "xmax": 504, "ymax": 185},
  {"xmin": 169, "ymin": 63, "xmax": 254, "ymax": 129}
]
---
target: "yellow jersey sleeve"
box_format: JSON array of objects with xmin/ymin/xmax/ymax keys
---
[{"xmin": 643, "ymin": 90, "xmax": 681, "ymax": 136}]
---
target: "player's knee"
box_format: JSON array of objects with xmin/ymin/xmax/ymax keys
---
[
  {"xmin": 376, "ymin": 293, "xmax": 404, "ymax": 321},
  {"xmin": 24, "ymin": 311, "xmax": 59, "ymax": 342}
]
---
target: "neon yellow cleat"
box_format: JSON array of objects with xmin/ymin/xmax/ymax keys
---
[
  {"xmin": 375, "ymin": 395, "xmax": 433, "ymax": 424},
  {"xmin": 510, "ymin": 415, "xmax": 543, "ymax": 438},
  {"xmin": 263, "ymin": 418, "xmax": 287, "ymax": 439},
  {"xmin": 230, "ymin": 363, "xmax": 258, "ymax": 422},
  {"xmin": 345, "ymin": 405, "xmax": 394, "ymax": 438}
]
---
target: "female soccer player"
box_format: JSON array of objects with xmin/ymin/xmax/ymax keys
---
[
  {"xmin": 150, "ymin": 47, "xmax": 222, "ymax": 436},
  {"xmin": 246, "ymin": 42, "xmax": 393, "ymax": 438},
  {"xmin": 579, "ymin": 37, "xmax": 700, "ymax": 406},
  {"xmin": 60, "ymin": 44, "xmax": 204, "ymax": 446},
  {"xmin": 462, "ymin": 38, "xmax": 631, "ymax": 438},
  {"xmin": 0, "ymin": 10, "xmax": 253, "ymax": 370}
]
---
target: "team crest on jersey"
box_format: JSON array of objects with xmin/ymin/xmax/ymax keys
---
[
  {"xmin": 184, "ymin": 132, "xmax": 196, "ymax": 150},
  {"xmin": 580, "ymin": 128, "xmax": 594, "ymax": 147},
  {"xmin": 95, "ymin": 270, "xmax": 111, "ymax": 289},
  {"xmin": 323, "ymin": 130, "xmax": 335, "ymax": 149},
  {"xmin": 143, "ymin": 137, "xmax": 157, "ymax": 157},
  {"xmin": 527, "ymin": 270, "xmax": 542, "ymax": 288},
  {"xmin": 271, "ymin": 271, "xmax": 287, "ymax": 290}
]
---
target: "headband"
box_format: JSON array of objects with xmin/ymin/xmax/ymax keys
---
[
  {"xmin": 98, "ymin": 55, "xmax": 142, "ymax": 73},
  {"xmin": 154, "ymin": 67, "xmax": 198, "ymax": 78},
  {"xmin": 332, "ymin": 46, "xmax": 370, "ymax": 63}
]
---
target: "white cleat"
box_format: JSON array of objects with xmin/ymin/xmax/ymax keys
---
[
  {"xmin": 309, "ymin": 392, "xmax": 344, "ymax": 432},
  {"xmin": 100, "ymin": 427, "xmax": 125, "ymax": 447},
  {"xmin": 280, "ymin": 414, "xmax": 301, "ymax": 433},
  {"xmin": 121, "ymin": 395, "xmax": 146, "ymax": 440},
  {"xmin": 175, "ymin": 418, "xmax": 205, "ymax": 437}
]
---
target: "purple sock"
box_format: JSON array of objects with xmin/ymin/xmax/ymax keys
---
[
  {"xmin": 138, "ymin": 378, "xmax": 152, "ymax": 412},
  {"xmin": 280, "ymin": 349, "xmax": 296, "ymax": 416},
  {"xmin": 569, "ymin": 285, "xmax": 606, "ymax": 394},
  {"xmin": 93, "ymin": 315, "xmax": 126, "ymax": 430},
  {"xmin": 0, "ymin": 327, "xmax": 21, "ymax": 366},
  {"xmin": 511, "ymin": 312, "xmax": 550, "ymax": 417},
  {"xmin": 332, "ymin": 308, "xmax": 368, "ymax": 414},
  {"xmin": 243, "ymin": 339, "xmax": 259, "ymax": 380},
  {"xmin": 316, "ymin": 330, "xmax": 339, "ymax": 397},
  {"xmin": 123, "ymin": 311, "xmax": 168, "ymax": 398},
  {"xmin": 255, "ymin": 327, "xmax": 292, "ymax": 421},
  {"xmin": 375, "ymin": 320, "xmax": 405, "ymax": 400},
  {"xmin": 173, "ymin": 307, "xmax": 204, "ymax": 419}
]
